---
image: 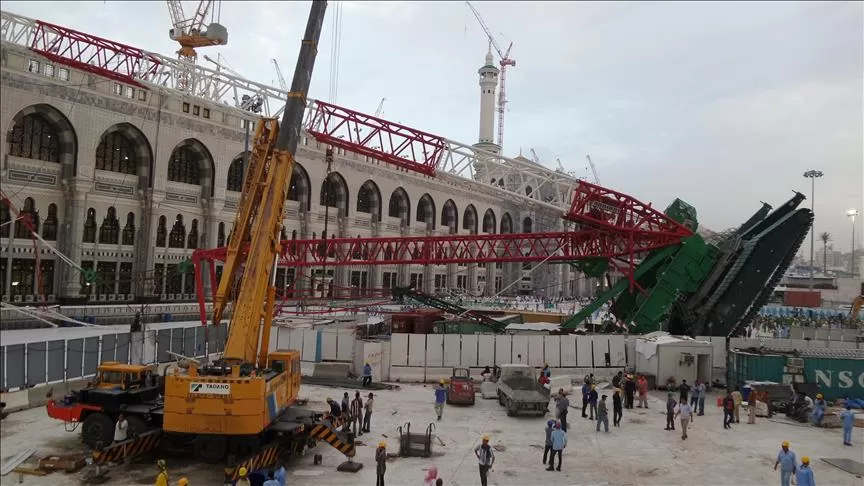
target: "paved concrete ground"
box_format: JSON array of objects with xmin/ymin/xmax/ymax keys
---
[{"xmin": 1, "ymin": 384, "xmax": 860, "ymax": 485}]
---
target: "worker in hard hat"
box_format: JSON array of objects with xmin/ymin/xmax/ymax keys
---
[
  {"xmin": 434, "ymin": 379, "xmax": 448, "ymax": 421},
  {"xmin": 375, "ymin": 441, "xmax": 387, "ymax": 486},
  {"xmin": 795, "ymin": 456, "xmax": 815, "ymax": 486},
  {"xmin": 235, "ymin": 466, "xmax": 251, "ymax": 486},
  {"xmin": 474, "ymin": 435, "xmax": 495, "ymax": 486},
  {"xmin": 810, "ymin": 393, "xmax": 826, "ymax": 426},
  {"xmin": 773, "ymin": 441, "xmax": 797, "ymax": 486},
  {"xmin": 154, "ymin": 459, "xmax": 168, "ymax": 486},
  {"xmin": 841, "ymin": 404, "xmax": 855, "ymax": 446},
  {"xmin": 177, "ymin": 478, "xmax": 189, "ymax": 486}
]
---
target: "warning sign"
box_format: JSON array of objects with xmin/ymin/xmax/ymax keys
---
[{"xmin": 189, "ymin": 382, "xmax": 231, "ymax": 396}]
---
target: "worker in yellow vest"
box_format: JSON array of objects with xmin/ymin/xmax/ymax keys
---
[{"xmin": 154, "ymin": 459, "xmax": 168, "ymax": 486}]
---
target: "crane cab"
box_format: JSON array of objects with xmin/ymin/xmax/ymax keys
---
[
  {"xmin": 266, "ymin": 350, "xmax": 302, "ymax": 408},
  {"xmin": 93, "ymin": 362, "xmax": 156, "ymax": 391}
]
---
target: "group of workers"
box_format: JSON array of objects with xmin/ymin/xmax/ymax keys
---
[{"xmin": 325, "ymin": 390, "xmax": 375, "ymax": 435}]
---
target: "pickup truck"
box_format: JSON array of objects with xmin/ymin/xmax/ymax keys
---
[{"xmin": 495, "ymin": 364, "xmax": 550, "ymax": 416}]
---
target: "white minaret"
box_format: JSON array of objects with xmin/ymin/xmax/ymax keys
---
[{"xmin": 477, "ymin": 49, "xmax": 500, "ymax": 151}]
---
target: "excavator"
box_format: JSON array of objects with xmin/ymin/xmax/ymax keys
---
[{"xmin": 47, "ymin": 1, "xmax": 359, "ymax": 474}]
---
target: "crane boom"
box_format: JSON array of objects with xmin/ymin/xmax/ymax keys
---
[
  {"xmin": 272, "ymin": 58, "xmax": 288, "ymax": 90},
  {"xmin": 586, "ymin": 154, "xmax": 600, "ymax": 184},
  {"xmin": 374, "ymin": 97, "xmax": 386, "ymax": 117},
  {"xmin": 219, "ymin": 1, "xmax": 327, "ymax": 366}
]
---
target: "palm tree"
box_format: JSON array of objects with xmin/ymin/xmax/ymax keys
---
[{"xmin": 819, "ymin": 232, "xmax": 831, "ymax": 273}]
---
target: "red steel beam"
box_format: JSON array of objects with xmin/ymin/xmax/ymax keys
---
[
  {"xmin": 193, "ymin": 230, "xmax": 684, "ymax": 268},
  {"xmin": 30, "ymin": 20, "xmax": 162, "ymax": 89},
  {"xmin": 305, "ymin": 100, "xmax": 447, "ymax": 177},
  {"xmin": 567, "ymin": 179, "xmax": 693, "ymax": 238}
]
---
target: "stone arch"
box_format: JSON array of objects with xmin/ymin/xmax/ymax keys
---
[
  {"xmin": 442, "ymin": 199, "xmax": 458, "ymax": 234},
  {"xmin": 226, "ymin": 153, "xmax": 246, "ymax": 192},
  {"xmin": 167, "ymin": 139, "xmax": 215, "ymax": 197},
  {"xmin": 356, "ymin": 179, "xmax": 382, "ymax": 222},
  {"xmin": 482, "ymin": 208, "xmax": 496, "ymax": 234},
  {"xmin": 416, "ymin": 193, "xmax": 436, "ymax": 229},
  {"xmin": 463, "ymin": 204, "xmax": 478, "ymax": 235},
  {"xmin": 388, "ymin": 187, "xmax": 411, "ymax": 227},
  {"xmin": 522, "ymin": 216, "xmax": 533, "ymax": 233},
  {"xmin": 501, "ymin": 212, "xmax": 513, "ymax": 234},
  {"xmin": 288, "ymin": 162, "xmax": 311, "ymax": 211},
  {"xmin": 96, "ymin": 122, "xmax": 153, "ymax": 188},
  {"xmin": 6, "ymin": 103, "xmax": 78, "ymax": 178},
  {"xmin": 320, "ymin": 171, "xmax": 349, "ymax": 217}
]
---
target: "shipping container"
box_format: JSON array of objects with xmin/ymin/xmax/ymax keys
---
[
  {"xmin": 783, "ymin": 290, "xmax": 821, "ymax": 308},
  {"xmin": 729, "ymin": 349, "xmax": 864, "ymax": 400}
]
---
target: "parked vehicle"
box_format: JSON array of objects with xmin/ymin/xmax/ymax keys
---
[
  {"xmin": 495, "ymin": 364, "xmax": 549, "ymax": 416},
  {"xmin": 447, "ymin": 368, "xmax": 475, "ymax": 405}
]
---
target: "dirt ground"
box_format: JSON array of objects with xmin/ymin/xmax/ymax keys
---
[{"xmin": 1, "ymin": 384, "xmax": 861, "ymax": 485}]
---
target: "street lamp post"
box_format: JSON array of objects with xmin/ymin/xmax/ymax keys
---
[
  {"xmin": 847, "ymin": 209, "xmax": 859, "ymax": 276},
  {"xmin": 803, "ymin": 170, "xmax": 824, "ymax": 289}
]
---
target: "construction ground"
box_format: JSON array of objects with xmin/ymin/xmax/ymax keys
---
[{"xmin": 1, "ymin": 383, "xmax": 861, "ymax": 485}]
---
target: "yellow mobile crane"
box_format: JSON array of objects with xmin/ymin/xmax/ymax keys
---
[{"xmin": 161, "ymin": 0, "xmax": 328, "ymax": 462}]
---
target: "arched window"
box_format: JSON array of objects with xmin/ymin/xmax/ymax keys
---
[
  {"xmin": 442, "ymin": 200, "xmax": 458, "ymax": 234},
  {"xmin": 168, "ymin": 214, "xmax": 186, "ymax": 248},
  {"xmin": 14, "ymin": 197, "xmax": 39, "ymax": 238},
  {"xmin": 156, "ymin": 216, "xmax": 167, "ymax": 247},
  {"xmin": 99, "ymin": 207, "xmax": 120, "ymax": 244},
  {"xmin": 522, "ymin": 217, "xmax": 533, "ymax": 233},
  {"xmin": 7, "ymin": 114, "xmax": 59, "ymax": 162},
  {"xmin": 95, "ymin": 132, "xmax": 136, "ymax": 174},
  {"xmin": 287, "ymin": 164, "xmax": 311, "ymax": 211},
  {"xmin": 388, "ymin": 188, "xmax": 411, "ymax": 227},
  {"xmin": 0, "ymin": 200, "xmax": 10, "ymax": 238},
  {"xmin": 82, "ymin": 208, "xmax": 97, "ymax": 242},
  {"xmin": 187, "ymin": 219, "xmax": 199, "ymax": 249},
  {"xmin": 482, "ymin": 209, "xmax": 496, "ymax": 234},
  {"xmin": 122, "ymin": 212, "xmax": 135, "ymax": 245},
  {"xmin": 416, "ymin": 194, "xmax": 436, "ymax": 229},
  {"xmin": 42, "ymin": 204, "xmax": 58, "ymax": 241},
  {"xmin": 227, "ymin": 157, "xmax": 244, "ymax": 192},
  {"xmin": 356, "ymin": 180, "xmax": 381, "ymax": 220},
  {"xmin": 501, "ymin": 212, "xmax": 513, "ymax": 234},
  {"xmin": 167, "ymin": 147, "xmax": 200, "ymax": 185},
  {"xmin": 217, "ymin": 222, "xmax": 226, "ymax": 247},
  {"xmin": 320, "ymin": 172, "xmax": 349, "ymax": 216}
]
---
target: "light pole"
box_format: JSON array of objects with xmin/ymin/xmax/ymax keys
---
[
  {"xmin": 847, "ymin": 209, "xmax": 859, "ymax": 276},
  {"xmin": 803, "ymin": 170, "xmax": 823, "ymax": 288}
]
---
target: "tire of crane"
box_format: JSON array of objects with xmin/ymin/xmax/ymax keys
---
[
  {"xmin": 506, "ymin": 399, "xmax": 517, "ymax": 417},
  {"xmin": 193, "ymin": 435, "xmax": 228, "ymax": 463},
  {"xmin": 497, "ymin": 391, "xmax": 504, "ymax": 406},
  {"xmin": 124, "ymin": 416, "xmax": 148, "ymax": 439},
  {"xmin": 82, "ymin": 412, "xmax": 115, "ymax": 449},
  {"xmin": 228, "ymin": 435, "xmax": 260, "ymax": 459}
]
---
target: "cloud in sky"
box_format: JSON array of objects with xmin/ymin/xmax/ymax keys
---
[{"xmin": 3, "ymin": 1, "xmax": 861, "ymax": 250}]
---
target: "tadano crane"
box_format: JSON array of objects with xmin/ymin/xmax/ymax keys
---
[{"xmin": 466, "ymin": 1, "xmax": 516, "ymax": 151}]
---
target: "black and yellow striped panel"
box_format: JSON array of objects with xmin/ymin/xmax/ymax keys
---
[
  {"xmin": 308, "ymin": 425, "xmax": 355, "ymax": 457},
  {"xmin": 225, "ymin": 445, "xmax": 281, "ymax": 481},
  {"xmin": 91, "ymin": 430, "xmax": 162, "ymax": 465}
]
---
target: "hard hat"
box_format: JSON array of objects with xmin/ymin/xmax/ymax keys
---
[
  {"xmin": 802, "ymin": 457, "xmax": 810, "ymax": 464},
  {"xmin": 591, "ymin": 384, "xmax": 596, "ymax": 390},
  {"xmin": 157, "ymin": 459, "xmax": 166, "ymax": 469},
  {"xmin": 440, "ymin": 378, "xmax": 446, "ymax": 384},
  {"xmin": 326, "ymin": 397, "xmax": 332, "ymax": 402},
  {"xmin": 178, "ymin": 478, "xmax": 189, "ymax": 486},
  {"xmin": 816, "ymin": 394, "xmax": 823, "ymax": 399},
  {"xmin": 378, "ymin": 441, "xmax": 386, "ymax": 448},
  {"xmin": 782, "ymin": 441, "xmax": 789, "ymax": 447},
  {"xmin": 239, "ymin": 467, "xmax": 248, "ymax": 477},
  {"xmin": 482, "ymin": 435, "xmax": 490, "ymax": 441}
]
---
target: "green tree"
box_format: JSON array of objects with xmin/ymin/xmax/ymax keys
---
[{"xmin": 819, "ymin": 232, "xmax": 831, "ymax": 273}]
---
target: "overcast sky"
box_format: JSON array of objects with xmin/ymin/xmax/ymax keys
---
[{"xmin": 5, "ymin": 1, "xmax": 862, "ymax": 251}]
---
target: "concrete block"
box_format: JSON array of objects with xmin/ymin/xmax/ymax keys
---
[
  {"xmin": 312, "ymin": 362, "xmax": 351, "ymax": 379},
  {"xmin": 390, "ymin": 366, "xmax": 426, "ymax": 383},
  {"xmin": 390, "ymin": 333, "xmax": 409, "ymax": 366},
  {"xmin": 0, "ymin": 390, "xmax": 29, "ymax": 412},
  {"xmin": 480, "ymin": 381, "xmax": 497, "ymax": 399}
]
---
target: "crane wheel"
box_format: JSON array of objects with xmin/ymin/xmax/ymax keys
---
[
  {"xmin": 125, "ymin": 416, "xmax": 148, "ymax": 438},
  {"xmin": 193, "ymin": 435, "xmax": 228, "ymax": 463},
  {"xmin": 82, "ymin": 413, "xmax": 114, "ymax": 449},
  {"xmin": 228, "ymin": 436, "xmax": 260, "ymax": 458}
]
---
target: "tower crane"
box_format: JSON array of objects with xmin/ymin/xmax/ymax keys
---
[
  {"xmin": 166, "ymin": 0, "xmax": 228, "ymax": 64},
  {"xmin": 465, "ymin": 1, "xmax": 516, "ymax": 152},
  {"xmin": 374, "ymin": 97, "xmax": 386, "ymax": 117},
  {"xmin": 272, "ymin": 58, "xmax": 288, "ymax": 90},
  {"xmin": 586, "ymin": 154, "xmax": 600, "ymax": 184}
]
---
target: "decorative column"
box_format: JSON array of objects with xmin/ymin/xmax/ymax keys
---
[
  {"xmin": 60, "ymin": 182, "xmax": 86, "ymax": 298},
  {"xmin": 133, "ymin": 188, "xmax": 153, "ymax": 299},
  {"xmin": 200, "ymin": 197, "xmax": 213, "ymax": 297}
]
